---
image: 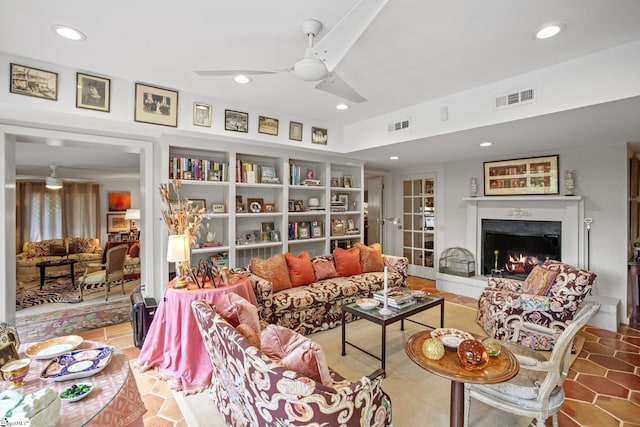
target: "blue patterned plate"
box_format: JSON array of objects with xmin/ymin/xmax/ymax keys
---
[{"xmin": 40, "ymin": 347, "xmax": 114, "ymax": 381}]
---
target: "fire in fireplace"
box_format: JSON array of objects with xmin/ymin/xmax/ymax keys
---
[{"xmin": 482, "ymin": 219, "xmax": 561, "ymax": 279}]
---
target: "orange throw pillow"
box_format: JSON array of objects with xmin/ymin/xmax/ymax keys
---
[
  {"xmin": 250, "ymin": 253, "xmax": 292, "ymax": 292},
  {"xmin": 285, "ymin": 252, "xmax": 316, "ymax": 287},
  {"xmin": 333, "ymin": 247, "xmax": 362, "ymax": 277},
  {"xmin": 356, "ymin": 242, "xmax": 384, "ymax": 273},
  {"xmin": 312, "ymin": 257, "xmax": 339, "ymax": 280}
]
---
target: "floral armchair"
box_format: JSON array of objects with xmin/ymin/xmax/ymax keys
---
[
  {"xmin": 191, "ymin": 299, "xmax": 392, "ymax": 427},
  {"xmin": 476, "ymin": 260, "xmax": 596, "ymax": 350}
]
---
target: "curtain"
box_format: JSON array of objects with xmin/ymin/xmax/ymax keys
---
[{"xmin": 62, "ymin": 183, "xmax": 101, "ymax": 238}]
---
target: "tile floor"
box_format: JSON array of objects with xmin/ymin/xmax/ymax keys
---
[{"xmin": 81, "ymin": 277, "xmax": 640, "ymax": 426}]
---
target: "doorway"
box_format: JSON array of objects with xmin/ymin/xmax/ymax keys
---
[{"xmin": 365, "ymin": 176, "xmax": 383, "ymax": 245}]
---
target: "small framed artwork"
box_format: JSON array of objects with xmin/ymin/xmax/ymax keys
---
[
  {"xmin": 311, "ymin": 127, "xmax": 328, "ymax": 145},
  {"xmin": 343, "ymin": 176, "xmax": 352, "ymax": 188},
  {"xmin": 236, "ymin": 195, "xmax": 243, "ymax": 205},
  {"xmin": 288, "ymin": 199, "xmax": 295, "ymax": 212},
  {"xmin": 247, "ymin": 198, "xmax": 264, "ymax": 213},
  {"xmin": 0, "ymin": 342, "xmax": 20, "ymax": 369},
  {"xmin": 183, "ymin": 171, "xmax": 193, "ymax": 180},
  {"xmin": 10, "ymin": 63, "xmax": 58, "ymax": 100},
  {"xmin": 331, "ymin": 177, "xmax": 340, "ymax": 187},
  {"xmin": 347, "ymin": 219, "xmax": 356, "ymax": 230},
  {"xmin": 189, "ymin": 199, "xmax": 206, "ymax": 210},
  {"xmin": 193, "ymin": 102, "xmax": 212, "ymax": 127},
  {"xmin": 337, "ymin": 193, "xmax": 349, "ymax": 206},
  {"xmin": 108, "ymin": 192, "xmax": 131, "ymax": 211},
  {"xmin": 120, "ymin": 233, "xmax": 130, "ymax": 241},
  {"xmin": 134, "ymin": 82, "xmax": 179, "ymax": 127},
  {"xmin": 294, "ymin": 200, "xmax": 304, "ymax": 212},
  {"xmin": 289, "ymin": 121, "xmax": 303, "ymax": 141},
  {"xmin": 225, "ymin": 109, "xmax": 248, "ymax": 133},
  {"xmin": 261, "ymin": 222, "xmax": 275, "ymax": 233},
  {"xmin": 264, "ymin": 203, "xmax": 276, "ymax": 212},
  {"xmin": 107, "ymin": 213, "xmax": 130, "ymax": 233},
  {"xmin": 331, "ymin": 221, "xmax": 345, "ymax": 236},
  {"xmin": 211, "ymin": 203, "xmax": 226, "ymax": 213},
  {"xmin": 270, "ymin": 230, "xmax": 280, "ymax": 242},
  {"xmin": 76, "ymin": 72, "xmax": 110, "ymax": 112},
  {"xmin": 298, "ymin": 224, "xmax": 310, "ymax": 239},
  {"xmin": 312, "ymin": 225, "xmax": 323, "ymax": 238},
  {"xmin": 236, "ymin": 204, "xmax": 245, "ymax": 213},
  {"xmin": 483, "ymin": 155, "xmax": 560, "ymax": 196},
  {"xmin": 258, "ymin": 116, "xmax": 279, "ymax": 136}
]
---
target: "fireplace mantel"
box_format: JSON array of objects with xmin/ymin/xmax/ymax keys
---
[{"xmin": 463, "ymin": 196, "xmax": 582, "ymax": 202}]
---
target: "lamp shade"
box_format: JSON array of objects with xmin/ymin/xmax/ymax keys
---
[
  {"xmin": 45, "ymin": 176, "xmax": 62, "ymax": 190},
  {"xmin": 167, "ymin": 234, "xmax": 190, "ymax": 262},
  {"xmin": 125, "ymin": 208, "xmax": 141, "ymax": 220}
]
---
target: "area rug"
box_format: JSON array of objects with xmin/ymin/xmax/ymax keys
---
[
  {"xmin": 176, "ymin": 301, "xmax": 574, "ymax": 427},
  {"xmin": 15, "ymin": 299, "xmax": 131, "ymax": 342}
]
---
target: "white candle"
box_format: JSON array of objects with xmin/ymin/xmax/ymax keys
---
[{"xmin": 383, "ymin": 266, "xmax": 388, "ymax": 302}]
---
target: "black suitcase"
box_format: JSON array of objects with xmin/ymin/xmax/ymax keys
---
[{"xmin": 130, "ymin": 285, "xmax": 157, "ymax": 349}]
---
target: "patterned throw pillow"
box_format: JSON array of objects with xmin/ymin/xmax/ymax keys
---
[
  {"xmin": 128, "ymin": 243, "xmax": 140, "ymax": 258},
  {"xmin": 218, "ymin": 293, "xmax": 261, "ymax": 337},
  {"xmin": 356, "ymin": 242, "xmax": 384, "ymax": 273},
  {"xmin": 261, "ymin": 324, "xmax": 333, "ymax": 386},
  {"xmin": 333, "ymin": 246, "xmax": 362, "ymax": 276},
  {"xmin": 311, "ymin": 257, "xmax": 339, "ymax": 280},
  {"xmin": 250, "ymin": 253, "xmax": 292, "ymax": 292},
  {"xmin": 522, "ymin": 265, "xmax": 558, "ymax": 295},
  {"xmin": 284, "ymin": 252, "xmax": 316, "ymax": 287}
]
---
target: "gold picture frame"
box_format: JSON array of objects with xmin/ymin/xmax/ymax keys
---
[
  {"xmin": 0, "ymin": 342, "xmax": 19, "ymax": 369},
  {"xmin": 10, "ymin": 63, "xmax": 58, "ymax": 100},
  {"xmin": 107, "ymin": 213, "xmax": 130, "ymax": 233},
  {"xmin": 289, "ymin": 121, "xmax": 303, "ymax": 141},
  {"xmin": 258, "ymin": 115, "xmax": 279, "ymax": 136},
  {"xmin": 134, "ymin": 82, "xmax": 179, "ymax": 127},
  {"xmin": 193, "ymin": 102, "xmax": 212, "ymax": 127},
  {"xmin": 311, "ymin": 126, "xmax": 328, "ymax": 145},
  {"xmin": 76, "ymin": 72, "xmax": 110, "ymax": 112},
  {"xmin": 483, "ymin": 155, "xmax": 559, "ymax": 196}
]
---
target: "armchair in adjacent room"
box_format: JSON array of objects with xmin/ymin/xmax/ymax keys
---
[
  {"xmin": 476, "ymin": 260, "xmax": 596, "ymax": 350},
  {"xmin": 77, "ymin": 244, "xmax": 128, "ymax": 301}
]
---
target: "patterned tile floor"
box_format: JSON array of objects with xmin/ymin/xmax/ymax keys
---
[{"xmin": 81, "ymin": 276, "xmax": 640, "ymax": 426}]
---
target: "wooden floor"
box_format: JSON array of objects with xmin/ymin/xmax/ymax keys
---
[{"xmin": 80, "ymin": 276, "xmax": 640, "ymax": 427}]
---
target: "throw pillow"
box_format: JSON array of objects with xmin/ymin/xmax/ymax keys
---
[
  {"xmin": 260, "ymin": 324, "xmax": 333, "ymax": 386},
  {"xmin": 311, "ymin": 257, "xmax": 339, "ymax": 280},
  {"xmin": 522, "ymin": 265, "xmax": 558, "ymax": 295},
  {"xmin": 250, "ymin": 253, "xmax": 292, "ymax": 292},
  {"xmin": 128, "ymin": 243, "xmax": 140, "ymax": 258},
  {"xmin": 356, "ymin": 242, "xmax": 384, "ymax": 273},
  {"xmin": 284, "ymin": 252, "xmax": 315, "ymax": 287},
  {"xmin": 218, "ymin": 293, "xmax": 261, "ymax": 337},
  {"xmin": 49, "ymin": 244, "xmax": 66, "ymax": 257},
  {"xmin": 236, "ymin": 323, "xmax": 261, "ymax": 349},
  {"xmin": 333, "ymin": 247, "xmax": 362, "ymax": 277}
]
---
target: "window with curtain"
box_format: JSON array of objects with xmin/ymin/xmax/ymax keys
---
[{"xmin": 16, "ymin": 181, "xmax": 101, "ymax": 250}]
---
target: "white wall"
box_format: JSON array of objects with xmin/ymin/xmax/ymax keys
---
[{"xmin": 100, "ymin": 180, "xmax": 141, "ymax": 243}]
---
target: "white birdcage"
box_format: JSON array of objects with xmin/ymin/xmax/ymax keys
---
[{"xmin": 439, "ymin": 247, "xmax": 475, "ymax": 277}]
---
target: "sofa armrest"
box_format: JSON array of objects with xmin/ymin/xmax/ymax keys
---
[
  {"xmin": 16, "ymin": 253, "xmax": 28, "ymax": 262},
  {"xmin": 487, "ymin": 276, "xmax": 524, "ymax": 292},
  {"xmin": 382, "ymin": 255, "xmax": 408, "ymax": 283},
  {"xmin": 246, "ymin": 273, "xmax": 275, "ymax": 323}
]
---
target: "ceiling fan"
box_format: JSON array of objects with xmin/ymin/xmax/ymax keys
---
[
  {"xmin": 195, "ymin": 0, "xmax": 388, "ymax": 104},
  {"xmin": 16, "ymin": 165, "xmax": 97, "ymax": 186}
]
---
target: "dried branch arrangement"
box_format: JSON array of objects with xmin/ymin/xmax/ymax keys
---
[{"xmin": 159, "ymin": 180, "xmax": 205, "ymax": 245}]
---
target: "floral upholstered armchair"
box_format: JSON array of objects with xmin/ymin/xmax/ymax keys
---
[
  {"xmin": 476, "ymin": 260, "xmax": 596, "ymax": 350},
  {"xmin": 191, "ymin": 299, "xmax": 392, "ymax": 427}
]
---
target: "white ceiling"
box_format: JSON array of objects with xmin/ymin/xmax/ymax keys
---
[{"xmin": 3, "ymin": 0, "xmax": 640, "ymax": 174}]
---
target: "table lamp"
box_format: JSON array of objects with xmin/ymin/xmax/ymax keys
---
[
  {"xmin": 167, "ymin": 234, "xmax": 190, "ymax": 289},
  {"xmin": 125, "ymin": 208, "xmax": 141, "ymax": 231}
]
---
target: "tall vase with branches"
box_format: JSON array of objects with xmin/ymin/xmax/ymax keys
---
[{"xmin": 159, "ymin": 180, "xmax": 205, "ymax": 280}]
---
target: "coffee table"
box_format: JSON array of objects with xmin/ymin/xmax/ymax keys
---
[
  {"xmin": 35, "ymin": 258, "xmax": 78, "ymax": 290},
  {"xmin": 341, "ymin": 294, "xmax": 444, "ymax": 370}
]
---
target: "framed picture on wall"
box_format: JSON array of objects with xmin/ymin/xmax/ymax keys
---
[
  {"xmin": 10, "ymin": 63, "xmax": 58, "ymax": 101},
  {"xmin": 258, "ymin": 116, "xmax": 279, "ymax": 136},
  {"xmin": 483, "ymin": 155, "xmax": 559, "ymax": 196},
  {"xmin": 107, "ymin": 213, "xmax": 130, "ymax": 233},
  {"xmin": 108, "ymin": 192, "xmax": 131, "ymax": 211},
  {"xmin": 289, "ymin": 121, "xmax": 303, "ymax": 141},
  {"xmin": 193, "ymin": 102, "xmax": 212, "ymax": 127},
  {"xmin": 134, "ymin": 82, "xmax": 179, "ymax": 127},
  {"xmin": 76, "ymin": 72, "xmax": 110, "ymax": 112}
]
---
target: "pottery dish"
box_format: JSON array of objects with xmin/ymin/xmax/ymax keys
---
[
  {"xmin": 60, "ymin": 382, "xmax": 95, "ymax": 402},
  {"xmin": 40, "ymin": 347, "xmax": 114, "ymax": 382},
  {"xmin": 356, "ymin": 298, "xmax": 380, "ymax": 310},
  {"xmin": 26, "ymin": 335, "xmax": 84, "ymax": 360}
]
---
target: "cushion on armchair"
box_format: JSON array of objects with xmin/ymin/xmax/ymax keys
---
[{"xmin": 521, "ymin": 265, "xmax": 557, "ymax": 295}]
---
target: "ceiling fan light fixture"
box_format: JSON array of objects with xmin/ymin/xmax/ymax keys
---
[
  {"xmin": 233, "ymin": 74, "xmax": 251, "ymax": 84},
  {"xmin": 293, "ymin": 58, "xmax": 328, "ymax": 81},
  {"xmin": 45, "ymin": 176, "xmax": 63, "ymax": 189}
]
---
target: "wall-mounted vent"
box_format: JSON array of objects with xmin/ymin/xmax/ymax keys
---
[
  {"xmin": 494, "ymin": 87, "xmax": 536, "ymax": 110},
  {"xmin": 388, "ymin": 118, "xmax": 410, "ymax": 133}
]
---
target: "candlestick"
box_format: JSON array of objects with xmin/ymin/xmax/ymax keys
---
[{"xmin": 379, "ymin": 266, "xmax": 392, "ymax": 315}]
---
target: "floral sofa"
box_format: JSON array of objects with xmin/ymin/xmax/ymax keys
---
[
  {"xmin": 191, "ymin": 298, "xmax": 392, "ymax": 427},
  {"xmin": 16, "ymin": 238, "xmax": 103, "ymax": 283},
  {"xmin": 476, "ymin": 260, "xmax": 596, "ymax": 350},
  {"xmin": 244, "ymin": 245, "xmax": 408, "ymax": 335}
]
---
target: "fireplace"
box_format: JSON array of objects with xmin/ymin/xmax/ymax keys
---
[{"xmin": 481, "ymin": 219, "xmax": 561, "ymax": 279}]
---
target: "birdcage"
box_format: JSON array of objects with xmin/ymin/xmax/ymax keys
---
[{"xmin": 439, "ymin": 247, "xmax": 475, "ymax": 277}]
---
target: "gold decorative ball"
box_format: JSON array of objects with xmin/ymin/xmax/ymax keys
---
[{"xmin": 422, "ymin": 338, "xmax": 445, "ymax": 360}]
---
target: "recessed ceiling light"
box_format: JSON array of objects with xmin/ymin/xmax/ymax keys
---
[
  {"xmin": 390, "ymin": 156, "xmax": 399, "ymax": 160},
  {"xmin": 480, "ymin": 142, "xmax": 493, "ymax": 147},
  {"xmin": 535, "ymin": 23, "xmax": 565, "ymax": 40},
  {"xmin": 233, "ymin": 75, "xmax": 251, "ymax": 84},
  {"xmin": 336, "ymin": 104, "xmax": 349, "ymax": 110},
  {"xmin": 51, "ymin": 24, "xmax": 86, "ymax": 41}
]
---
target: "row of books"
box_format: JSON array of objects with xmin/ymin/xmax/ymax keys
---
[
  {"xmin": 373, "ymin": 288, "xmax": 416, "ymax": 308},
  {"xmin": 169, "ymin": 157, "xmax": 228, "ymax": 181},
  {"xmin": 289, "ymin": 164, "xmax": 322, "ymax": 186},
  {"xmin": 236, "ymin": 160, "xmax": 280, "ymax": 184},
  {"xmin": 288, "ymin": 220, "xmax": 323, "ymax": 240}
]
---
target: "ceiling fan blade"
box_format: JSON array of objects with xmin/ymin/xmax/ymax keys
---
[
  {"xmin": 313, "ymin": 0, "xmax": 388, "ymax": 72},
  {"xmin": 195, "ymin": 70, "xmax": 277, "ymax": 77},
  {"xmin": 315, "ymin": 72, "xmax": 366, "ymax": 103}
]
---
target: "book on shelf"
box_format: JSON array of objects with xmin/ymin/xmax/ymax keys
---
[{"xmin": 169, "ymin": 156, "xmax": 228, "ymax": 181}]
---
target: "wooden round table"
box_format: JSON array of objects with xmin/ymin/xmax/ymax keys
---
[{"xmin": 405, "ymin": 331, "xmax": 519, "ymax": 427}]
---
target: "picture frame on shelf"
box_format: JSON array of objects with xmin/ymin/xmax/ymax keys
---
[
  {"xmin": 483, "ymin": 155, "xmax": 559, "ymax": 196},
  {"xmin": 261, "ymin": 222, "xmax": 275, "ymax": 233},
  {"xmin": 76, "ymin": 72, "xmax": 110, "ymax": 112},
  {"xmin": 211, "ymin": 203, "xmax": 226, "ymax": 213},
  {"xmin": 264, "ymin": 203, "xmax": 276, "ymax": 212},
  {"xmin": 288, "ymin": 199, "xmax": 295, "ymax": 212},
  {"xmin": 258, "ymin": 115, "xmax": 279, "ymax": 136},
  {"xmin": 331, "ymin": 177, "xmax": 340, "ymax": 187},
  {"xmin": 331, "ymin": 221, "xmax": 345, "ymax": 236},
  {"xmin": 236, "ymin": 204, "xmax": 245, "ymax": 213},
  {"xmin": 311, "ymin": 126, "xmax": 328, "ymax": 145},
  {"xmin": 347, "ymin": 219, "xmax": 356, "ymax": 230},
  {"xmin": 270, "ymin": 230, "xmax": 280, "ymax": 242},
  {"xmin": 10, "ymin": 63, "xmax": 58, "ymax": 101},
  {"xmin": 289, "ymin": 121, "xmax": 303, "ymax": 141},
  {"xmin": 120, "ymin": 233, "xmax": 130, "ymax": 241},
  {"xmin": 247, "ymin": 198, "xmax": 264, "ymax": 213},
  {"xmin": 193, "ymin": 102, "xmax": 212, "ymax": 127},
  {"xmin": 134, "ymin": 82, "xmax": 178, "ymax": 127},
  {"xmin": 312, "ymin": 224, "xmax": 323, "ymax": 238},
  {"xmin": 294, "ymin": 200, "xmax": 304, "ymax": 212},
  {"xmin": 337, "ymin": 193, "xmax": 349, "ymax": 206},
  {"xmin": 298, "ymin": 224, "xmax": 310, "ymax": 239},
  {"xmin": 343, "ymin": 176, "xmax": 352, "ymax": 188},
  {"xmin": 183, "ymin": 171, "xmax": 193, "ymax": 180},
  {"xmin": 225, "ymin": 109, "xmax": 248, "ymax": 133},
  {"xmin": 189, "ymin": 199, "xmax": 206, "ymax": 210},
  {"xmin": 107, "ymin": 213, "xmax": 130, "ymax": 233}
]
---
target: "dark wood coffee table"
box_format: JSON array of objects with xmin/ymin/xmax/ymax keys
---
[
  {"xmin": 341, "ymin": 294, "xmax": 444, "ymax": 370},
  {"xmin": 35, "ymin": 259, "xmax": 78, "ymax": 290}
]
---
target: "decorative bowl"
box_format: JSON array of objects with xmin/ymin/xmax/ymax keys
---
[
  {"xmin": 431, "ymin": 328, "xmax": 474, "ymax": 351},
  {"xmin": 1, "ymin": 358, "xmax": 31, "ymax": 388},
  {"xmin": 440, "ymin": 335, "xmax": 463, "ymax": 351},
  {"xmin": 356, "ymin": 298, "xmax": 380, "ymax": 310},
  {"xmin": 26, "ymin": 335, "xmax": 84, "ymax": 360},
  {"xmin": 457, "ymin": 339, "xmax": 489, "ymax": 371},
  {"xmin": 60, "ymin": 382, "xmax": 95, "ymax": 402},
  {"xmin": 482, "ymin": 337, "xmax": 502, "ymax": 357}
]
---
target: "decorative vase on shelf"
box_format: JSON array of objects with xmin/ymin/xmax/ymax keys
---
[
  {"xmin": 470, "ymin": 178, "xmax": 478, "ymax": 197},
  {"xmin": 565, "ymin": 170, "xmax": 576, "ymax": 196}
]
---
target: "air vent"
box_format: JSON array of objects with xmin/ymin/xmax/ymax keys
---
[
  {"xmin": 388, "ymin": 118, "xmax": 410, "ymax": 133},
  {"xmin": 494, "ymin": 87, "xmax": 536, "ymax": 110}
]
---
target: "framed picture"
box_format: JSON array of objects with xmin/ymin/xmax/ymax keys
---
[
  {"xmin": 288, "ymin": 199, "xmax": 295, "ymax": 212},
  {"xmin": 337, "ymin": 193, "xmax": 349, "ymax": 206},
  {"xmin": 193, "ymin": 102, "xmax": 212, "ymax": 127},
  {"xmin": 134, "ymin": 82, "xmax": 178, "ymax": 127},
  {"xmin": 189, "ymin": 199, "xmax": 206, "ymax": 210},
  {"xmin": 261, "ymin": 222, "xmax": 275, "ymax": 233},
  {"xmin": 236, "ymin": 203, "xmax": 245, "ymax": 213},
  {"xmin": 347, "ymin": 219, "xmax": 356, "ymax": 230},
  {"xmin": 289, "ymin": 121, "xmax": 303, "ymax": 141},
  {"xmin": 0, "ymin": 342, "xmax": 20, "ymax": 369},
  {"xmin": 247, "ymin": 198, "xmax": 264, "ymax": 213},
  {"xmin": 312, "ymin": 224, "xmax": 323, "ymax": 238},
  {"xmin": 258, "ymin": 116, "xmax": 279, "ymax": 136},
  {"xmin": 298, "ymin": 223, "xmax": 310, "ymax": 239},
  {"xmin": 264, "ymin": 203, "xmax": 276, "ymax": 212},
  {"xmin": 311, "ymin": 127, "xmax": 328, "ymax": 145},
  {"xmin": 120, "ymin": 233, "xmax": 130, "ymax": 241},
  {"xmin": 331, "ymin": 221, "xmax": 345, "ymax": 236},
  {"xmin": 10, "ymin": 63, "xmax": 58, "ymax": 100},
  {"xmin": 483, "ymin": 155, "xmax": 559, "ymax": 196},
  {"xmin": 294, "ymin": 200, "xmax": 304, "ymax": 212},
  {"xmin": 225, "ymin": 109, "xmax": 248, "ymax": 133},
  {"xmin": 76, "ymin": 72, "xmax": 110, "ymax": 112},
  {"xmin": 331, "ymin": 177, "xmax": 340, "ymax": 187},
  {"xmin": 211, "ymin": 203, "xmax": 225, "ymax": 213},
  {"xmin": 107, "ymin": 213, "xmax": 130, "ymax": 233},
  {"xmin": 343, "ymin": 176, "xmax": 352, "ymax": 188},
  {"xmin": 108, "ymin": 192, "xmax": 131, "ymax": 211}
]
